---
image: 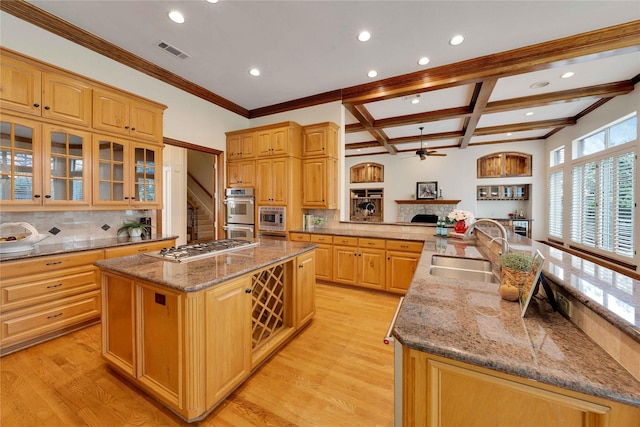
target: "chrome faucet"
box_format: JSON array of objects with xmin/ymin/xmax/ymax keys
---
[
  {"xmin": 489, "ymin": 237, "xmax": 510, "ymax": 255},
  {"xmin": 464, "ymin": 218, "xmax": 509, "ymax": 254}
]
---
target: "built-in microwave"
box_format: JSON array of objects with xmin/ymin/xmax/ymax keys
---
[{"xmin": 258, "ymin": 206, "xmax": 286, "ymax": 231}]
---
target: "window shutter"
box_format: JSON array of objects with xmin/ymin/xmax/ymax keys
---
[
  {"xmin": 548, "ymin": 170, "xmax": 563, "ymax": 238},
  {"xmin": 615, "ymin": 152, "xmax": 635, "ymax": 257}
]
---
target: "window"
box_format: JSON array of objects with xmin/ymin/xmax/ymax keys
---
[
  {"xmin": 548, "ymin": 170, "xmax": 563, "ymax": 238},
  {"xmin": 571, "ymin": 151, "xmax": 635, "ymax": 257},
  {"xmin": 550, "ymin": 146, "xmax": 564, "ymax": 167},
  {"xmin": 573, "ymin": 113, "xmax": 637, "ymax": 160}
]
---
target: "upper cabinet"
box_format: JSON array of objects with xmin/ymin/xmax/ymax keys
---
[
  {"xmin": 350, "ymin": 163, "xmax": 384, "ymax": 183},
  {"xmin": 255, "ymin": 122, "xmax": 302, "ymax": 158},
  {"xmin": 93, "ymin": 89, "xmax": 163, "ymax": 143},
  {"xmin": 477, "ymin": 152, "xmax": 532, "ymax": 178},
  {"xmin": 226, "ymin": 131, "xmax": 256, "ymax": 160},
  {"xmin": 302, "ymin": 122, "xmax": 338, "ymax": 157},
  {"xmin": 1, "ymin": 55, "xmax": 92, "ymax": 127},
  {"xmin": 302, "ymin": 122, "xmax": 339, "ymax": 209}
]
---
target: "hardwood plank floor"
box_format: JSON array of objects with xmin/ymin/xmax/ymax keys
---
[{"xmin": 1, "ymin": 283, "xmax": 401, "ymax": 426}]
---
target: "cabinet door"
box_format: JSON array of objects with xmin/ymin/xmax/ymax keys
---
[
  {"xmin": 358, "ymin": 248, "xmax": 385, "ymax": 290},
  {"xmin": 314, "ymin": 244, "xmax": 332, "ymax": 282},
  {"xmin": 130, "ymin": 142, "xmax": 161, "ymax": 207},
  {"xmin": 93, "ymin": 136, "xmax": 129, "ymax": 206},
  {"xmin": 295, "ymin": 251, "xmax": 316, "ymax": 328},
  {"xmin": 205, "ymin": 276, "xmax": 251, "ymax": 406},
  {"xmin": 0, "ymin": 117, "xmax": 43, "ymax": 207},
  {"xmin": 256, "ymin": 160, "xmax": 273, "ymax": 204},
  {"xmin": 129, "ymin": 100, "xmax": 163, "ymax": 142},
  {"xmin": 93, "ymin": 89, "xmax": 130, "ymax": 136},
  {"xmin": 257, "ymin": 158, "xmax": 287, "ymax": 205},
  {"xmin": 303, "ymin": 158, "xmax": 336, "ymax": 209},
  {"xmin": 138, "ymin": 283, "xmax": 182, "ymax": 406},
  {"xmin": 333, "ymin": 245, "xmax": 357, "ymax": 285},
  {"xmin": 227, "ymin": 133, "xmax": 255, "ymax": 160},
  {"xmin": 42, "ymin": 72, "xmax": 92, "ymax": 127},
  {"xmin": 256, "ymin": 129, "xmax": 273, "ymax": 157},
  {"xmin": 0, "ymin": 56, "xmax": 42, "ymax": 116},
  {"xmin": 42, "ymin": 125, "xmax": 92, "ymax": 206},
  {"xmin": 102, "ymin": 273, "xmax": 136, "ymax": 377},
  {"xmin": 237, "ymin": 160, "xmax": 255, "ymax": 187},
  {"xmin": 386, "ymin": 251, "xmax": 420, "ymax": 294},
  {"xmin": 270, "ymin": 128, "xmax": 289, "ymax": 156}
]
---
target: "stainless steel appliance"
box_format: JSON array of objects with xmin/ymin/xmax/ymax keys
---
[
  {"xmin": 513, "ymin": 220, "xmax": 529, "ymax": 237},
  {"xmin": 224, "ymin": 188, "xmax": 255, "ymax": 226},
  {"xmin": 223, "ymin": 223, "xmax": 255, "ymax": 240},
  {"xmin": 258, "ymin": 206, "xmax": 286, "ymax": 231},
  {"xmin": 144, "ymin": 239, "xmax": 259, "ymax": 263}
]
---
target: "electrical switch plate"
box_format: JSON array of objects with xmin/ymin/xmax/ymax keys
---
[{"xmin": 556, "ymin": 292, "xmax": 572, "ymax": 318}]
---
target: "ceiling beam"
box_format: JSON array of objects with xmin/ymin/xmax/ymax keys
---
[
  {"xmin": 459, "ymin": 79, "xmax": 498, "ymax": 148},
  {"xmin": 346, "ymin": 106, "xmax": 472, "ymax": 133},
  {"xmin": 341, "ymin": 21, "xmax": 640, "ymax": 105},
  {"xmin": 343, "ymin": 104, "xmax": 398, "ymax": 154},
  {"xmin": 474, "ymin": 118, "xmax": 577, "ymax": 136}
]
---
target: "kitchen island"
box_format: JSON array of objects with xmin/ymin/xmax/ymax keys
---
[{"xmin": 94, "ymin": 238, "xmax": 316, "ymax": 422}]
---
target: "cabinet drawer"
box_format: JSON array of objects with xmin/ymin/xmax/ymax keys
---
[
  {"xmin": 289, "ymin": 233, "xmax": 310, "ymax": 242},
  {"xmin": 310, "ymin": 234, "xmax": 333, "ymax": 244},
  {"xmin": 0, "ymin": 250, "xmax": 103, "ymax": 281},
  {"xmin": 1, "ymin": 290, "xmax": 101, "ymax": 348},
  {"xmin": 333, "ymin": 236, "xmax": 358, "ymax": 247},
  {"xmin": 104, "ymin": 240, "xmax": 173, "ymax": 258},
  {"xmin": 1, "ymin": 267, "xmax": 98, "ymax": 312},
  {"xmin": 386, "ymin": 240, "xmax": 424, "ymax": 253},
  {"xmin": 359, "ymin": 238, "xmax": 386, "ymax": 249}
]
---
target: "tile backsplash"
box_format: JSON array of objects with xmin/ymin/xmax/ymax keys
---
[{"xmin": 0, "ymin": 210, "xmax": 155, "ymax": 244}]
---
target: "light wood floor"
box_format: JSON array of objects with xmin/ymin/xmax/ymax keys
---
[{"xmin": 1, "ymin": 283, "xmax": 401, "ymax": 426}]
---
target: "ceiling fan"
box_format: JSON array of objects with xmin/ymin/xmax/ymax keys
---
[{"xmin": 415, "ymin": 126, "xmax": 446, "ymax": 160}]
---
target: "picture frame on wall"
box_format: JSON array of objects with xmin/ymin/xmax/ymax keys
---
[{"xmin": 416, "ymin": 181, "xmax": 437, "ymax": 200}]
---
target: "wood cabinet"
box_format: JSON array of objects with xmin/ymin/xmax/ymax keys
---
[
  {"xmin": 0, "ymin": 117, "xmax": 92, "ymax": 208},
  {"xmin": 302, "ymin": 157, "xmax": 337, "ymax": 209},
  {"xmin": 294, "ymin": 251, "xmax": 316, "ymax": 328},
  {"xmin": 92, "ymin": 135, "xmax": 162, "ymax": 208},
  {"xmin": 350, "ymin": 162, "xmax": 384, "ymax": 183},
  {"xmin": 226, "ymin": 160, "xmax": 255, "ymax": 188},
  {"xmin": 0, "ymin": 250, "xmax": 103, "ymax": 355},
  {"xmin": 302, "ymin": 122, "xmax": 338, "ymax": 158},
  {"xmin": 93, "ymin": 89, "xmax": 163, "ymax": 143},
  {"xmin": 403, "ymin": 347, "xmax": 640, "ymax": 426},
  {"xmin": 333, "ymin": 237, "xmax": 386, "ymax": 290},
  {"xmin": 310, "ymin": 234, "xmax": 333, "ymax": 282},
  {"xmin": 256, "ymin": 124, "xmax": 301, "ymax": 157},
  {"xmin": 386, "ymin": 240, "xmax": 423, "ymax": 294},
  {"xmin": 0, "ymin": 55, "xmax": 92, "ymax": 127},
  {"xmin": 477, "ymin": 152, "xmax": 532, "ymax": 178},
  {"xmin": 350, "ymin": 188, "xmax": 384, "ymax": 222},
  {"xmin": 477, "ymin": 184, "xmax": 529, "ymax": 200},
  {"xmin": 226, "ymin": 131, "xmax": 256, "ymax": 160},
  {"xmin": 257, "ymin": 157, "xmax": 288, "ymax": 205}
]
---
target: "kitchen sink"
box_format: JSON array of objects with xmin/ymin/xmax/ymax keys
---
[
  {"xmin": 430, "ymin": 255, "xmax": 493, "ymax": 272},
  {"xmin": 429, "ymin": 255, "xmax": 499, "ymax": 284}
]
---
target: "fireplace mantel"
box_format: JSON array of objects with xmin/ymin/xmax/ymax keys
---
[{"xmin": 395, "ymin": 199, "xmax": 461, "ymax": 205}]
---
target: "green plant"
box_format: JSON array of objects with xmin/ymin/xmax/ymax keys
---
[
  {"xmin": 118, "ymin": 221, "xmax": 150, "ymax": 235},
  {"xmin": 500, "ymin": 252, "xmax": 533, "ymax": 271}
]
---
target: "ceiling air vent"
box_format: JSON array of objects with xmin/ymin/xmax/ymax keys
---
[{"xmin": 157, "ymin": 40, "xmax": 190, "ymax": 59}]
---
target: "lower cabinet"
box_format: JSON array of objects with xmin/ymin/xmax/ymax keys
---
[
  {"xmin": 0, "ymin": 250, "xmax": 104, "ymax": 356},
  {"xmin": 403, "ymin": 347, "xmax": 640, "ymax": 426},
  {"xmin": 310, "ymin": 234, "xmax": 332, "ymax": 282},
  {"xmin": 333, "ymin": 237, "xmax": 385, "ymax": 290},
  {"xmin": 100, "ymin": 252, "xmax": 314, "ymax": 422},
  {"xmin": 103, "ymin": 239, "xmax": 175, "ymax": 258},
  {"xmin": 385, "ymin": 240, "xmax": 424, "ymax": 294}
]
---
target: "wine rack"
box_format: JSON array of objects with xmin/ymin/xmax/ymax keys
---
[{"xmin": 251, "ymin": 263, "xmax": 285, "ymax": 350}]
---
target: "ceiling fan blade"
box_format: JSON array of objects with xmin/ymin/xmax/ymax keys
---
[{"xmin": 429, "ymin": 153, "xmax": 447, "ymax": 156}]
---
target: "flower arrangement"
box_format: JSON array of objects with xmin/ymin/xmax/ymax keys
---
[{"xmin": 448, "ymin": 209, "xmax": 474, "ymax": 222}]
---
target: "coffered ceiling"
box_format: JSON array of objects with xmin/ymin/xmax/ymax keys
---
[{"xmin": 2, "ymin": 1, "xmax": 639, "ymax": 158}]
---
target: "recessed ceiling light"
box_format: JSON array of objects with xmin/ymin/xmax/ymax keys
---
[
  {"xmin": 506, "ymin": 133, "xmax": 512, "ymax": 136},
  {"xmin": 411, "ymin": 98, "xmax": 420, "ymax": 104},
  {"xmin": 417, "ymin": 57, "xmax": 430, "ymax": 66},
  {"xmin": 368, "ymin": 70, "xmax": 378, "ymax": 78},
  {"xmin": 206, "ymin": 0, "xmax": 219, "ymax": 3},
  {"xmin": 530, "ymin": 81, "xmax": 550, "ymax": 89},
  {"xmin": 449, "ymin": 35, "xmax": 464, "ymax": 46},
  {"xmin": 249, "ymin": 68, "xmax": 260, "ymax": 77},
  {"xmin": 168, "ymin": 10, "xmax": 185, "ymax": 24},
  {"xmin": 525, "ymin": 111, "xmax": 534, "ymax": 116},
  {"xmin": 561, "ymin": 71, "xmax": 575, "ymax": 79},
  {"xmin": 358, "ymin": 31, "xmax": 371, "ymax": 42}
]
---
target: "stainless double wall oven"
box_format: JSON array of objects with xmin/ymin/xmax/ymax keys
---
[{"xmin": 223, "ymin": 188, "xmax": 255, "ymax": 239}]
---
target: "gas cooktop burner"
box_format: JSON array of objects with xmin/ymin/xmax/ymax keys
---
[{"xmin": 144, "ymin": 239, "xmax": 259, "ymax": 263}]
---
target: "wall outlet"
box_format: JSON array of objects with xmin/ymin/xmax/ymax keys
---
[{"xmin": 556, "ymin": 292, "xmax": 572, "ymax": 318}]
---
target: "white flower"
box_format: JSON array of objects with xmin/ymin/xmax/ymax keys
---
[{"xmin": 448, "ymin": 209, "xmax": 474, "ymax": 222}]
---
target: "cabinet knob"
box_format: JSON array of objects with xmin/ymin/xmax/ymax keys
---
[
  {"xmin": 124, "ymin": 197, "xmax": 129, "ymax": 200},
  {"xmin": 125, "ymin": 126, "xmax": 130, "ymax": 130},
  {"xmin": 45, "ymin": 194, "xmax": 51, "ymax": 198},
  {"xmin": 33, "ymin": 103, "xmax": 40, "ymax": 108},
  {"xmin": 44, "ymin": 105, "xmax": 51, "ymax": 110},
  {"xmin": 34, "ymin": 194, "xmax": 41, "ymax": 198},
  {"xmin": 245, "ymin": 288, "xmax": 251, "ymax": 294},
  {"xmin": 298, "ymin": 264, "xmax": 303, "ymax": 268},
  {"xmin": 131, "ymin": 127, "xmax": 136, "ymax": 131}
]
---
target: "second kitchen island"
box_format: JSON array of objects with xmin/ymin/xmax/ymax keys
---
[{"xmin": 94, "ymin": 238, "xmax": 316, "ymax": 422}]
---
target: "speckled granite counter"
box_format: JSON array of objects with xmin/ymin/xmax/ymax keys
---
[
  {"xmin": 94, "ymin": 238, "xmax": 316, "ymax": 293},
  {"xmin": 0, "ymin": 235, "xmax": 177, "ymax": 262},
  {"xmin": 293, "ymin": 225, "xmax": 640, "ymax": 406}
]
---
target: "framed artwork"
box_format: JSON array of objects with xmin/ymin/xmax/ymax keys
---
[{"xmin": 416, "ymin": 181, "xmax": 437, "ymax": 200}]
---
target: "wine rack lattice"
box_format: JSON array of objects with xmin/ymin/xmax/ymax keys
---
[{"xmin": 251, "ymin": 263, "xmax": 285, "ymax": 350}]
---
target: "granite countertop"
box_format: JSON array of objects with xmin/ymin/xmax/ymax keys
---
[
  {"xmin": 392, "ymin": 239, "xmax": 640, "ymax": 407},
  {"xmin": 94, "ymin": 238, "xmax": 317, "ymax": 293},
  {"xmin": 0, "ymin": 234, "xmax": 178, "ymax": 262}
]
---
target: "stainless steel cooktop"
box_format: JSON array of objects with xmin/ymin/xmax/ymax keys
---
[{"xmin": 144, "ymin": 239, "xmax": 259, "ymax": 263}]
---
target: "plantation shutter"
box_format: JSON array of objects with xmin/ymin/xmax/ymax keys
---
[
  {"xmin": 548, "ymin": 170, "xmax": 563, "ymax": 238},
  {"xmin": 615, "ymin": 152, "xmax": 635, "ymax": 257}
]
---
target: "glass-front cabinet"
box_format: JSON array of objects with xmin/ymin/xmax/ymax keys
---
[
  {"xmin": 477, "ymin": 184, "xmax": 529, "ymax": 200},
  {"xmin": 0, "ymin": 116, "xmax": 91, "ymax": 207},
  {"xmin": 93, "ymin": 135, "xmax": 161, "ymax": 207}
]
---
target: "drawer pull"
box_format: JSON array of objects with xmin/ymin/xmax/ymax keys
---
[
  {"xmin": 401, "ymin": 245, "xmax": 409, "ymax": 249},
  {"xmin": 47, "ymin": 312, "xmax": 63, "ymax": 319},
  {"xmin": 367, "ymin": 242, "xmax": 375, "ymax": 245},
  {"xmin": 46, "ymin": 283, "xmax": 63, "ymax": 289},
  {"xmin": 46, "ymin": 261, "xmax": 63, "ymax": 266},
  {"xmin": 138, "ymin": 248, "xmax": 148, "ymax": 252}
]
